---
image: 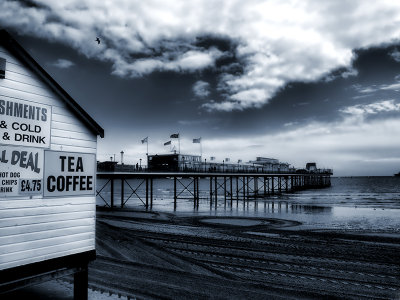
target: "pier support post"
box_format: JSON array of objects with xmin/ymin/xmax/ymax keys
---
[
  {"xmin": 197, "ymin": 177, "xmax": 200, "ymax": 209},
  {"xmin": 230, "ymin": 176, "xmax": 233, "ymax": 206},
  {"xmin": 236, "ymin": 176, "xmax": 239, "ymax": 202},
  {"xmin": 278, "ymin": 176, "xmax": 281, "ymax": 194},
  {"xmin": 215, "ymin": 176, "xmax": 218, "ymax": 209},
  {"xmin": 271, "ymin": 176, "xmax": 274, "ymax": 195},
  {"xmin": 247, "ymin": 177, "xmax": 250, "ymax": 199},
  {"xmin": 110, "ymin": 178, "xmax": 114, "ymax": 208},
  {"xmin": 146, "ymin": 177, "xmax": 149, "ymax": 210},
  {"xmin": 194, "ymin": 177, "xmax": 197, "ymax": 209},
  {"xmin": 209, "ymin": 176, "xmax": 213, "ymax": 208},
  {"xmin": 224, "ymin": 176, "xmax": 227, "ymax": 207},
  {"xmin": 150, "ymin": 178, "xmax": 153, "ymax": 210},
  {"xmin": 174, "ymin": 177, "xmax": 177, "ymax": 210},
  {"xmin": 243, "ymin": 176, "xmax": 246, "ymax": 200},
  {"xmin": 121, "ymin": 178, "xmax": 124, "ymax": 208},
  {"xmin": 254, "ymin": 176, "xmax": 258, "ymax": 198},
  {"xmin": 285, "ymin": 176, "xmax": 288, "ymax": 193},
  {"xmin": 291, "ymin": 176, "xmax": 294, "ymax": 192},
  {"xmin": 264, "ymin": 177, "xmax": 267, "ymax": 196}
]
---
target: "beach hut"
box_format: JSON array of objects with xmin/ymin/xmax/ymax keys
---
[{"xmin": 0, "ymin": 30, "xmax": 104, "ymax": 299}]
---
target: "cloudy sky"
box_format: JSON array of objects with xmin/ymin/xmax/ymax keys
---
[{"xmin": 2, "ymin": 0, "xmax": 400, "ymax": 175}]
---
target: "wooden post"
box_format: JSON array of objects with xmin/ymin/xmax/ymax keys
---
[
  {"xmin": 74, "ymin": 266, "xmax": 88, "ymax": 300},
  {"xmin": 110, "ymin": 178, "xmax": 114, "ymax": 208}
]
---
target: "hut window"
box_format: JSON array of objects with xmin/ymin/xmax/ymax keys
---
[{"xmin": 0, "ymin": 57, "xmax": 5, "ymax": 79}]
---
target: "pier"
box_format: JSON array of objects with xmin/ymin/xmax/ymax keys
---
[{"xmin": 96, "ymin": 171, "xmax": 331, "ymax": 210}]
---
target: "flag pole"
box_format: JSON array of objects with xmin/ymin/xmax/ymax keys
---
[{"xmin": 178, "ymin": 134, "xmax": 181, "ymax": 154}]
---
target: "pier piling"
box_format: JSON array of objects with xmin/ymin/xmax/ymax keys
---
[{"xmin": 96, "ymin": 172, "xmax": 332, "ymax": 210}]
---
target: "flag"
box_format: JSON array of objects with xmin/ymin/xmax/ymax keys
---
[
  {"xmin": 170, "ymin": 133, "xmax": 179, "ymax": 138},
  {"xmin": 210, "ymin": 156, "xmax": 215, "ymax": 161},
  {"xmin": 193, "ymin": 138, "xmax": 201, "ymax": 143},
  {"xmin": 164, "ymin": 140, "xmax": 171, "ymax": 146},
  {"xmin": 141, "ymin": 137, "xmax": 148, "ymax": 144}
]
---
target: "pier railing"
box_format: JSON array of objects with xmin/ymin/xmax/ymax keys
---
[
  {"xmin": 99, "ymin": 164, "xmax": 333, "ymax": 175},
  {"xmin": 96, "ymin": 171, "xmax": 332, "ymax": 210}
]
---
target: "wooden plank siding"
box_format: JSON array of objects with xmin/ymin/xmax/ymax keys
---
[{"xmin": 0, "ymin": 44, "xmax": 97, "ymax": 270}]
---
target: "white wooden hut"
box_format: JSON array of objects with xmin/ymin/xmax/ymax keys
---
[{"xmin": 0, "ymin": 30, "xmax": 104, "ymax": 298}]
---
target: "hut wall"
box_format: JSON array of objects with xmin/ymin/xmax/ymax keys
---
[{"xmin": 0, "ymin": 45, "xmax": 96, "ymax": 271}]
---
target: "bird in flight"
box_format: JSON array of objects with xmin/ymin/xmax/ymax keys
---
[{"xmin": 95, "ymin": 37, "xmax": 101, "ymax": 44}]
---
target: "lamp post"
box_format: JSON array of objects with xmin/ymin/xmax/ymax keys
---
[
  {"xmin": 204, "ymin": 158, "xmax": 207, "ymax": 172},
  {"xmin": 223, "ymin": 160, "xmax": 225, "ymax": 172},
  {"xmin": 139, "ymin": 158, "xmax": 142, "ymax": 167}
]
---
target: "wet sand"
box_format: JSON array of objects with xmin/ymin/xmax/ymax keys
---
[
  {"xmin": 91, "ymin": 208, "xmax": 400, "ymax": 299},
  {"xmin": 3, "ymin": 208, "xmax": 399, "ymax": 299}
]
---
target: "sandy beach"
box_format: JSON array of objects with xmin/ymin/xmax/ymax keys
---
[
  {"xmin": 88, "ymin": 208, "xmax": 400, "ymax": 299},
  {"xmin": 4, "ymin": 207, "xmax": 400, "ymax": 299}
]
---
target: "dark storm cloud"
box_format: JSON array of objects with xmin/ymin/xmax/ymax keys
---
[
  {"xmin": 3, "ymin": 1, "xmax": 400, "ymax": 175},
  {"xmin": 2, "ymin": 0, "xmax": 400, "ymax": 112}
]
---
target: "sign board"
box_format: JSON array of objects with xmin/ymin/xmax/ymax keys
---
[
  {"xmin": 0, "ymin": 98, "xmax": 51, "ymax": 148},
  {"xmin": 44, "ymin": 151, "xmax": 96, "ymax": 197},
  {"xmin": 0, "ymin": 144, "xmax": 44, "ymax": 197}
]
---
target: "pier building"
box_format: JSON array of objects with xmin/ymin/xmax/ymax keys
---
[{"xmin": 147, "ymin": 153, "xmax": 202, "ymax": 172}]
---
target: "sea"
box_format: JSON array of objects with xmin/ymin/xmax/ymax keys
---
[{"xmin": 96, "ymin": 176, "xmax": 400, "ymax": 233}]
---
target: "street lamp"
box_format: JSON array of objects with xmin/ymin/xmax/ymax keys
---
[
  {"xmin": 223, "ymin": 160, "xmax": 225, "ymax": 172},
  {"xmin": 204, "ymin": 158, "xmax": 207, "ymax": 172},
  {"xmin": 139, "ymin": 158, "xmax": 142, "ymax": 170}
]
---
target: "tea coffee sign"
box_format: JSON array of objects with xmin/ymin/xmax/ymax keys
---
[{"xmin": 44, "ymin": 151, "xmax": 96, "ymax": 197}]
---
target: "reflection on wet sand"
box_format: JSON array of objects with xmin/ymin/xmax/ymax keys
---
[{"xmin": 211, "ymin": 198, "xmax": 332, "ymax": 215}]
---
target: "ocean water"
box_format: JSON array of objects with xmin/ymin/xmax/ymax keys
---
[{"xmin": 96, "ymin": 176, "xmax": 400, "ymax": 233}]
